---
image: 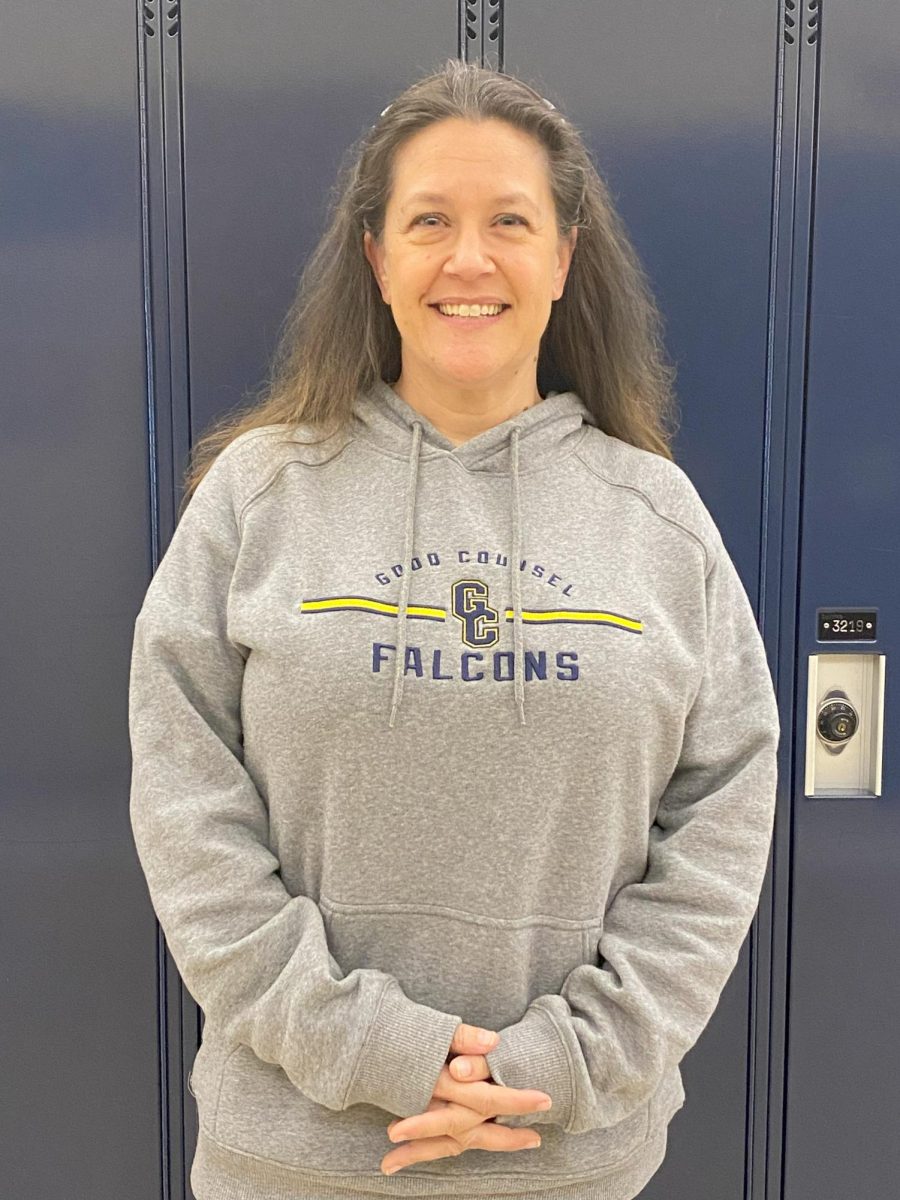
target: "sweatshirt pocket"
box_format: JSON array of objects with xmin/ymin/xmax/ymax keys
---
[
  {"xmin": 187, "ymin": 1025, "xmax": 237, "ymax": 1126},
  {"xmin": 319, "ymin": 900, "xmax": 605, "ymax": 1033},
  {"xmin": 212, "ymin": 1038, "xmax": 656, "ymax": 1177},
  {"xmin": 205, "ymin": 905, "xmax": 657, "ymax": 1177},
  {"xmin": 212, "ymin": 1040, "xmax": 416, "ymax": 1172}
]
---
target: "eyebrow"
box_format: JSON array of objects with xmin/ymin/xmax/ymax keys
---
[{"xmin": 400, "ymin": 190, "xmax": 539, "ymax": 213}]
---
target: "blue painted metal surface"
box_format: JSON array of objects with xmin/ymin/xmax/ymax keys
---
[{"xmin": 1, "ymin": 3, "xmax": 895, "ymax": 1197}]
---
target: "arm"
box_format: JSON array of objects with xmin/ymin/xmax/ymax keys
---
[
  {"xmin": 485, "ymin": 529, "xmax": 781, "ymax": 1134},
  {"xmin": 128, "ymin": 443, "xmax": 461, "ymax": 1118}
]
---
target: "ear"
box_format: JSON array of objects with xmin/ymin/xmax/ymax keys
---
[
  {"xmin": 552, "ymin": 226, "xmax": 577, "ymax": 301},
  {"xmin": 363, "ymin": 230, "xmax": 391, "ymax": 304}
]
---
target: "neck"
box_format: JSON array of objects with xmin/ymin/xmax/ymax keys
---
[{"xmin": 391, "ymin": 371, "xmax": 543, "ymax": 446}]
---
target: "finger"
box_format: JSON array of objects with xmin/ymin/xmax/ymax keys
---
[
  {"xmin": 382, "ymin": 1124, "xmax": 541, "ymax": 1174},
  {"xmin": 450, "ymin": 1023, "xmax": 499, "ymax": 1056},
  {"xmin": 465, "ymin": 1120, "xmax": 542, "ymax": 1153},
  {"xmin": 434, "ymin": 1065, "xmax": 552, "ymax": 1116},
  {"xmin": 448, "ymin": 1053, "xmax": 490, "ymax": 1081},
  {"xmin": 390, "ymin": 1088, "xmax": 549, "ymax": 1144},
  {"xmin": 387, "ymin": 1097, "xmax": 449, "ymax": 1140},
  {"xmin": 382, "ymin": 1134, "xmax": 463, "ymax": 1174},
  {"xmin": 389, "ymin": 1101, "xmax": 483, "ymax": 1144}
]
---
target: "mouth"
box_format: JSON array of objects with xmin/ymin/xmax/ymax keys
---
[{"xmin": 429, "ymin": 304, "xmax": 511, "ymax": 327}]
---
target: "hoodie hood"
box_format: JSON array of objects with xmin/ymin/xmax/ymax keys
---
[
  {"xmin": 351, "ymin": 377, "xmax": 596, "ymax": 474},
  {"xmin": 351, "ymin": 379, "xmax": 599, "ymax": 729}
]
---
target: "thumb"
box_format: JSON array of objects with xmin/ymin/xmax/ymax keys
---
[{"xmin": 450, "ymin": 1023, "xmax": 500, "ymax": 1056}]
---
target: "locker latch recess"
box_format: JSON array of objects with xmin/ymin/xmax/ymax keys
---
[{"xmin": 805, "ymin": 654, "xmax": 885, "ymax": 797}]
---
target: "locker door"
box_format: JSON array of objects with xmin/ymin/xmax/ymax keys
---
[
  {"xmin": 783, "ymin": 2, "xmax": 900, "ymax": 1196},
  {"xmin": 512, "ymin": 3, "xmax": 785, "ymax": 1195}
]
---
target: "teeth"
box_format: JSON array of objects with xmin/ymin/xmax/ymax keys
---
[{"xmin": 436, "ymin": 303, "xmax": 504, "ymax": 317}]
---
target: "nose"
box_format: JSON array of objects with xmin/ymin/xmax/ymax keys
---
[{"xmin": 442, "ymin": 225, "xmax": 498, "ymax": 274}]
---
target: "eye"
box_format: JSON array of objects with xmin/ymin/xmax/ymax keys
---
[{"xmin": 411, "ymin": 213, "xmax": 528, "ymax": 227}]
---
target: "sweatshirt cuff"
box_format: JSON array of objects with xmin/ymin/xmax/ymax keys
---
[
  {"xmin": 346, "ymin": 981, "xmax": 463, "ymax": 1117},
  {"xmin": 485, "ymin": 1003, "xmax": 575, "ymax": 1131}
]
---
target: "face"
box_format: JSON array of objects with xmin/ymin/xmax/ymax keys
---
[{"xmin": 363, "ymin": 117, "xmax": 577, "ymax": 392}]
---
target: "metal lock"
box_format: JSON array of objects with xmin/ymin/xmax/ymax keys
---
[{"xmin": 805, "ymin": 655, "xmax": 885, "ymax": 797}]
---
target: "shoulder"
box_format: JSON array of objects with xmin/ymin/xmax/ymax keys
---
[
  {"xmin": 574, "ymin": 426, "xmax": 723, "ymax": 575},
  {"xmin": 202, "ymin": 421, "xmax": 352, "ymax": 527}
]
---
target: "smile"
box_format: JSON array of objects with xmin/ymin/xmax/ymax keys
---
[{"xmin": 429, "ymin": 304, "xmax": 510, "ymax": 327}]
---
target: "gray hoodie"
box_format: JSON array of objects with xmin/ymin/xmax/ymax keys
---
[{"xmin": 128, "ymin": 378, "xmax": 781, "ymax": 1200}]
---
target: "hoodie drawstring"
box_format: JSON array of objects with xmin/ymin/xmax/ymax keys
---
[
  {"xmin": 388, "ymin": 421, "xmax": 422, "ymax": 729},
  {"xmin": 510, "ymin": 426, "xmax": 526, "ymax": 726},
  {"xmin": 388, "ymin": 420, "xmax": 527, "ymax": 730}
]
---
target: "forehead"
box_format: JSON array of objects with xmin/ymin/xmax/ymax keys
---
[
  {"xmin": 390, "ymin": 118, "xmax": 550, "ymax": 209},
  {"xmin": 398, "ymin": 189, "xmax": 540, "ymax": 212}
]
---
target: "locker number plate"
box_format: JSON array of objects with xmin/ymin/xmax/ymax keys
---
[{"xmin": 817, "ymin": 609, "xmax": 877, "ymax": 641}]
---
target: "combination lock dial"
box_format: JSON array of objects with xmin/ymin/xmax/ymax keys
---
[{"xmin": 816, "ymin": 690, "xmax": 859, "ymax": 746}]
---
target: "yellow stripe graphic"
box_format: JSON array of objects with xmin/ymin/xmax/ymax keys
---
[
  {"xmin": 297, "ymin": 596, "xmax": 642, "ymax": 632},
  {"xmin": 502, "ymin": 608, "xmax": 642, "ymax": 632},
  {"xmin": 300, "ymin": 597, "xmax": 445, "ymax": 618}
]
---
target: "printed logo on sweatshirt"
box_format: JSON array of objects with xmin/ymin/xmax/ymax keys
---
[
  {"xmin": 298, "ymin": 579, "xmax": 642, "ymax": 637},
  {"xmin": 298, "ymin": 573, "xmax": 642, "ymax": 684}
]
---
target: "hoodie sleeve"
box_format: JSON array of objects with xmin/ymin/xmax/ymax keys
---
[
  {"xmin": 485, "ymin": 526, "xmax": 780, "ymax": 1135},
  {"xmin": 128, "ymin": 441, "xmax": 462, "ymax": 1119}
]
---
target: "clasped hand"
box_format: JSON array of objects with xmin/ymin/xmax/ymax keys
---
[{"xmin": 381, "ymin": 1023, "xmax": 552, "ymax": 1176}]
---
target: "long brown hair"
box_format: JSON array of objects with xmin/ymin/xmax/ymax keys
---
[{"xmin": 179, "ymin": 57, "xmax": 679, "ymax": 517}]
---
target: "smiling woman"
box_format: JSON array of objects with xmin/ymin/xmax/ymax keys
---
[{"xmin": 127, "ymin": 54, "xmax": 779, "ymax": 1200}]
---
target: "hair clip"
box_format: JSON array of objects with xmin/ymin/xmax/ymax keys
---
[{"xmin": 375, "ymin": 95, "xmax": 556, "ymax": 125}]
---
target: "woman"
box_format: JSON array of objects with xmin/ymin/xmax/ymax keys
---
[{"xmin": 129, "ymin": 59, "xmax": 780, "ymax": 1200}]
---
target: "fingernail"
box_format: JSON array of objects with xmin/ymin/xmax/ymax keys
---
[
  {"xmin": 385, "ymin": 1166, "xmax": 401, "ymax": 1175},
  {"xmin": 477, "ymin": 1032, "xmax": 496, "ymax": 1048},
  {"xmin": 537, "ymin": 1097, "xmax": 552, "ymax": 1110},
  {"xmin": 456, "ymin": 1059, "xmax": 472, "ymax": 1077}
]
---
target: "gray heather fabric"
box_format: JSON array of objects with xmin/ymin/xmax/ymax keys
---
[{"xmin": 128, "ymin": 377, "xmax": 780, "ymax": 1199}]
